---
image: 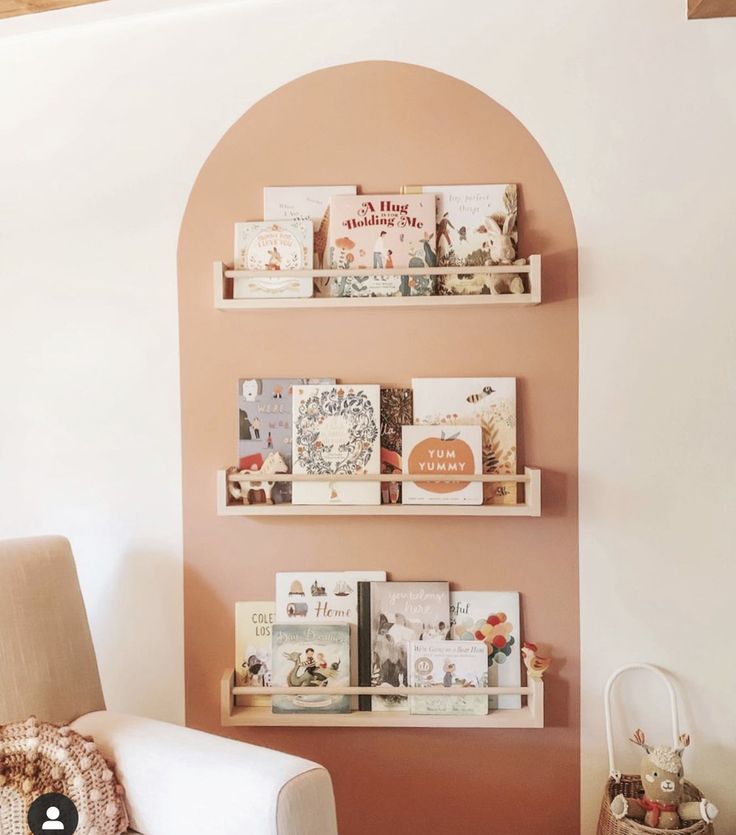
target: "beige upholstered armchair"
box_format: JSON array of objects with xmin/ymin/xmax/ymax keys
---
[{"xmin": 0, "ymin": 536, "xmax": 338, "ymax": 835}]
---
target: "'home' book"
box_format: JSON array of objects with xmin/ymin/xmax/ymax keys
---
[
  {"xmin": 358, "ymin": 581, "xmax": 450, "ymax": 712},
  {"xmin": 292, "ymin": 384, "xmax": 381, "ymax": 505},
  {"xmin": 233, "ymin": 220, "xmax": 313, "ymax": 298},
  {"xmin": 238, "ymin": 377, "xmax": 335, "ymax": 503},
  {"xmin": 234, "ymin": 601, "xmax": 274, "ymax": 707},
  {"xmin": 402, "ymin": 184, "xmax": 519, "ymax": 295},
  {"xmin": 408, "ymin": 640, "xmax": 488, "ymax": 715},
  {"xmin": 412, "ymin": 377, "xmax": 518, "ymax": 505},
  {"xmin": 323, "ymin": 195, "xmax": 437, "ymax": 297},
  {"xmin": 449, "ymin": 591, "xmax": 521, "ymax": 709},
  {"xmin": 271, "ymin": 623, "xmax": 350, "ymax": 714},
  {"xmin": 401, "ymin": 425, "xmax": 483, "ymax": 505}
]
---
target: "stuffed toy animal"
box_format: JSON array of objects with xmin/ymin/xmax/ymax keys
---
[{"xmin": 610, "ymin": 729, "xmax": 718, "ymax": 830}]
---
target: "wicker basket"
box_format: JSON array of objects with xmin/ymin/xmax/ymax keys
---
[{"xmin": 596, "ymin": 664, "xmax": 715, "ymax": 835}]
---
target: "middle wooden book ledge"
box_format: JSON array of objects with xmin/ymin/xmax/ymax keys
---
[{"xmin": 216, "ymin": 467, "xmax": 542, "ymax": 517}]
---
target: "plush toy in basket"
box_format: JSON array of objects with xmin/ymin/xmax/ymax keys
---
[{"xmin": 610, "ymin": 729, "xmax": 718, "ymax": 830}]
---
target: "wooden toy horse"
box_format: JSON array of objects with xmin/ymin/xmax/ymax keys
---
[{"xmin": 227, "ymin": 451, "xmax": 288, "ymax": 505}]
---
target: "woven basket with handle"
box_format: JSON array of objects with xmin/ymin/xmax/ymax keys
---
[{"xmin": 596, "ymin": 664, "xmax": 715, "ymax": 835}]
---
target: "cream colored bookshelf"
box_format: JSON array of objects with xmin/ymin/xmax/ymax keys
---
[
  {"xmin": 220, "ymin": 670, "xmax": 544, "ymax": 728},
  {"xmin": 216, "ymin": 468, "xmax": 541, "ymax": 517},
  {"xmin": 213, "ymin": 254, "xmax": 541, "ymax": 309}
]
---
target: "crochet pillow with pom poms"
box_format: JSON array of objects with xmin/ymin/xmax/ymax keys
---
[{"xmin": 0, "ymin": 716, "xmax": 129, "ymax": 835}]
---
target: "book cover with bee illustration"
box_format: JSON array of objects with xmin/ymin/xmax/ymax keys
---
[
  {"xmin": 408, "ymin": 640, "xmax": 488, "ymax": 715},
  {"xmin": 411, "ymin": 378, "xmax": 517, "ymax": 504},
  {"xmin": 233, "ymin": 220, "xmax": 313, "ymax": 298},
  {"xmin": 322, "ymin": 194, "xmax": 437, "ymax": 297},
  {"xmin": 401, "ymin": 425, "xmax": 483, "ymax": 505},
  {"xmin": 271, "ymin": 623, "xmax": 351, "ymax": 714},
  {"xmin": 449, "ymin": 591, "xmax": 521, "ymax": 709},
  {"xmin": 402, "ymin": 184, "xmax": 519, "ymax": 295},
  {"xmin": 292, "ymin": 383, "xmax": 381, "ymax": 505}
]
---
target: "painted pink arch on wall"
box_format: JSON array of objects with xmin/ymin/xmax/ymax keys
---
[{"xmin": 178, "ymin": 61, "xmax": 578, "ymax": 835}]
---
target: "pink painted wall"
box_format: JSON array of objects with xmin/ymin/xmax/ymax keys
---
[{"xmin": 178, "ymin": 62, "xmax": 579, "ymax": 835}]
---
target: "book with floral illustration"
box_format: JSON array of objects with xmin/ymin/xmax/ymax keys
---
[
  {"xmin": 233, "ymin": 220, "xmax": 313, "ymax": 298},
  {"xmin": 271, "ymin": 623, "xmax": 350, "ymax": 714},
  {"xmin": 380, "ymin": 387, "xmax": 413, "ymax": 504},
  {"xmin": 292, "ymin": 384, "xmax": 381, "ymax": 505},
  {"xmin": 235, "ymin": 601, "xmax": 274, "ymax": 706},
  {"xmin": 357, "ymin": 580, "xmax": 450, "ymax": 712},
  {"xmin": 449, "ymin": 591, "xmax": 521, "ymax": 709},
  {"xmin": 411, "ymin": 377, "xmax": 517, "ymax": 504},
  {"xmin": 408, "ymin": 640, "xmax": 488, "ymax": 715},
  {"xmin": 402, "ymin": 184, "xmax": 520, "ymax": 295},
  {"xmin": 322, "ymin": 195, "xmax": 437, "ymax": 297},
  {"xmin": 263, "ymin": 186, "xmax": 356, "ymax": 294},
  {"xmin": 401, "ymin": 425, "xmax": 483, "ymax": 505},
  {"xmin": 237, "ymin": 377, "xmax": 334, "ymax": 503}
]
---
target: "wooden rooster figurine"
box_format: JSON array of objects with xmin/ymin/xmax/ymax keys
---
[{"xmin": 521, "ymin": 642, "xmax": 550, "ymax": 679}]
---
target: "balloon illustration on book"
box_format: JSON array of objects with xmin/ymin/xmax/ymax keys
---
[{"xmin": 454, "ymin": 611, "xmax": 515, "ymax": 666}]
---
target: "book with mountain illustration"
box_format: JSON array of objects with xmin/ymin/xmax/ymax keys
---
[
  {"xmin": 291, "ymin": 383, "xmax": 381, "ymax": 505},
  {"xmin": 357, "ymin": 580, "xmax": 450, "ymax": 712},
  {"xmin": 412, "ymin": 377, "xmax": 517, "ymax": 505},
  {"xmin": 237, "ymin": 377, "xmax": 334, "ymax": 503},
  {"xmin": 234, "ymin": 601, "xmax": 274, "ymax": 706},
  {"xmin": 408, "ymin": 640, "xmax": 488, "ymax": 716},
  {"xmin": 271, "ymin": 623, "xmax": 350, "ymax": 714},
  {"xmin": 402, "ymin": 184, "xmax": 521, "ymax": 295},
  {"xmin": 233, "ymin": 220, "xmax": 313, "ymax": 299},
  {"xmin": 322, "ymin": 194, "xmax": 437, "ymax": 297},
  {"xmin": 449, "ymin": 591, "xmax": 522, "ymax": 709}
]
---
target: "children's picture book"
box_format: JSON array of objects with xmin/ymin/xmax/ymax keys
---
[
  {"xmin": 322, "ymin": 194, "xmax": 437, "ymax": 297},
  {"xmin": 233, "ymin": 220, "xmax": 313, "ymax": 298},
  {"xmin": 292, "ymin": 384, "xmax": 381, "ymax": 505},
  {"xmin": 271, "ymin": 623, "xmax": 350, "ymax": 714},
  {"xmin": 401, "ymin": 425, "xmax": 483, "ymax": 505},
  {"xmin": 449, "ymin": 591, "xmax": 521, "ymax": 709},
  {"xmin": 262, "ymin": 186, "xmax": 357, "ymax": 289},
  {"xmin": 412, "ymin": 377, "xmax": 517, "ymax": 505},
  {"xmin": 234, "ymin": 601, "xmax": 274, "ymax": 706},
  {"xmin": 408, "ymin": 640, "xmax": 488, "ymax": 715},
  {"xmin": 238, "ymin": 377, "xmax": 335, "ymax": 503},
  {"xmin": 358, "ymin": 581, "xmax": 450, "ymax": 712},
  {"xmin": 402, "ymin": 184, "xmax": 519, "ymax": 295},
  {"xmin": 380, "ymin": 387, "xmax": 413, "ymax": 504},
  {"xmin": 276, "ymin": 570, "xmax": 387, "ymax": 707}
]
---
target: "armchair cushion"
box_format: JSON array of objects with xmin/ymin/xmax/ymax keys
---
[{"xmin": 71, "ymin": 712, "xmax": 337, "ymax": 835}]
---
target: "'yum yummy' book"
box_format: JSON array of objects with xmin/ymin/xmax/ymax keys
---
[
  {"xmin": 358, "ymin": 581, "xmax": 450, "ymax": 712},
  {"xmin": 412, "ymin": 377, "xmax": 517, "ymax": 505},
  {"xmin": 271, "ymin": 623, "xmax": 350, "ymax": 714},
  {"xmin": 402, "ymin": 184, "xmax": 519, "ymax": 295},
  {"xmin": 292, "ymin": 384, "xmax": 381, "ymax": 505},
  {"xmin": 401, "ymin": 425, "xmax": 483, "ymax": 505},
  {"xmin": 323, "ymin": 195, "xmax": 437, "ymax": 297},
  {"xmin": 233, "ymin": 220, "xmax": 313, "ymax": 298},
  {"xmin": 408, "ymin": 640, "xmax": 488, "ymax": 716},
  {"xmin": 449, "ymin": 591, "xmax": 521, "ymax": 709},
  {"xmin": 263, "ymin": 186, "xmax": 356, "ymax": 289},
  {"xmin": 234, "ymin": 601, "xmax": 274, "ymax": 706},
  {"xmin": 238, "ymin": 377, "xmax": 335, "ymax": 503}
]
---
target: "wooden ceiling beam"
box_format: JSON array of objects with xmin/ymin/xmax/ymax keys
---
[
  {"xmin": 688, "ymin": 0, "xmax": 736, "ymax": 18},
  {"xmin": 0, "ymin": 0, "xmax": 107, "ymax": 19}
]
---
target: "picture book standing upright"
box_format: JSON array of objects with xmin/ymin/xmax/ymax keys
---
[
  {"xmin": 412, "ymin": 377, "xmax": 518, "ymax": 504},
  {"xmin": 323, "ymin": 195, "xmax": 437, "ymax": 297},
  {"xmin": 234, "ymin": 602, "xmax": 274, "ymax": 706},
  {"xmin": 358, "ymin": 580, "xmax": 450, "ymax": 711},
  {"xmin": 233, "ymin": 220, "xmax": 313, "ymax": 298},
  {"xmin": 408, "ymin": 640, "xmax": 488, "ymax": 715}
]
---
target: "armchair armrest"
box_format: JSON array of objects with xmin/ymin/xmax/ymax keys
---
[{"xmin": 71, "ymin": 711, "xmax": 337, "ymax": 835}]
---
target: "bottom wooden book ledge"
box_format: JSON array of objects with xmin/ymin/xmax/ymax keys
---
[{"xmin": 220, "ymin": 670, "xmax": 545, "ymax": 728}]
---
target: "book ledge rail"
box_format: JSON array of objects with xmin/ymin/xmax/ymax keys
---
[
  {"xmin": 213, "ymin": 254, "xmax": 541, "ymax": 309},
  {"xmin": 220, "ymin": 670, "xmax": 545, "ymax": 728},
  {"xmin": 216, "ymin": 467, "xmax": 542, "ymax": 517}
]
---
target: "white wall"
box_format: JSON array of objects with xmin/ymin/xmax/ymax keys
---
[{"xmin": 1, "ymin": 0, "xmax": 734, "ymax": 828}]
